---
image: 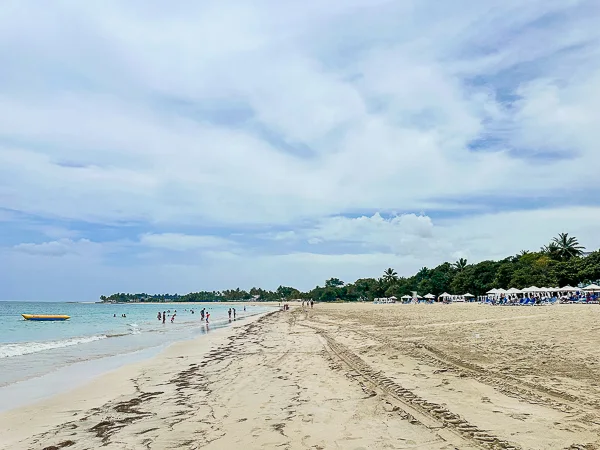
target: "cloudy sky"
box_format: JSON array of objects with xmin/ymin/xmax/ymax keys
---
[{"xmin": 2, "ymin": 0, "xmax": 600, "ymax": 301}]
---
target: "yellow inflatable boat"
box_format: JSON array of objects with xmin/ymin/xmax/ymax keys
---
[{"xmin": 22, "ymin": 314, "xmax": 70, "ymax": 321}]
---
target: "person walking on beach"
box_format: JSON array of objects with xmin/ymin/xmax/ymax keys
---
[
  {"xmin": 228, "ymin": 308, "xmax": 232, "ymax": 320},
  {"xmin": 201, "ymin": 308, "xmax": 205, "ymax": 321},
  {"xmin": 206, "ymin": 312, "xmax": 210, "ymax": 324},
  {"xmin": 244, "ymin": 306, "xmax": 246, "ymax": 312},
  {"xmin": 233, "ymin": 308, "xmax": 236, "ymax": 319},
  {"xmin": 162, "ymin": 311, "xmax": 166, "ymax": 324},
  {"xmin": 310, "ymin": 300, "xmax": 314, "ymax": 309}
]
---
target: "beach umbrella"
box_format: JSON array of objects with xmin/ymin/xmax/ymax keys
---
[
  {"xmin": 583, "ymin": 283, "xmax": 600, "ymax": 291},
  {"xmin": 521, "ymin": 286, "xmax": 537, "ymax": 293},
  {"xmin": 401, "ymin": 295, "xmax": 411, "ymax": 299},
  {"xmin": 507, "ymin": 288, "xmax": 521, "ymax": 294},
  {"xmin": 389, "ymin": 296, "xmax": 397, "ymax": 300},
  {"xmin": 424, "ymin": 293, "xmax": 435, "ymax": 299},
  {"xmin": 463, "ymin": 293, "xmax": 475, "ymax": 297},
  {"xmin": 440, "ymin": 292, "xmax": 452, "ymax": 298},
  {"xmin": 486, "ymin": 288, "xmax": 498, "ymax": 294},
  {"xmin": 559, "ymin": 285, "xmax": 577, "ymax": 292}
]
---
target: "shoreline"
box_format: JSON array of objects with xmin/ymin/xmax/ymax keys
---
[
  {"xmin": 4, "ymin": 304, "xmax": 598, "ymax": 449},
  {"xmin": 0, "ymin": 310, "xmax": 274, "ymax": 449}
]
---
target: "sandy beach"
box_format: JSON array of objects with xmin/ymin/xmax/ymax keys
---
[{"xmin": 2, "ymin": 303, "xmax": 600, "ymax": 450}]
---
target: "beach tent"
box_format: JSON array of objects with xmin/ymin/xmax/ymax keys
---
[
  {"xmin": 401, "ymin": 295, "xmax": 411, "ymax": 299},
  {"xmin": 507, "ymin": 288, "xmax": 521, "ymax": 294},
  {"xmin": 522, "ymin": 286, "xmax": 539, "ymax": 293},
  {"xmin": 389, "ymin": 296, "xmax": 397, "ymax": 300},
  {"xmin": 424, "ymin": 293, "xmax": 435, "ymax": 299},
  {"xmin": 440, "ymin": 292, "xmax": 452, "ymax": 298},
  {"xmin": 583, "ymin": 283, "xmax": 600, "ymax": 291},
  {"xmin": 463, "ymin": 293, "xmax": 474, "ymax": 297},
  {"xmin": 486, "ymin": 288, "xmax": 498, "ymax": 294}
]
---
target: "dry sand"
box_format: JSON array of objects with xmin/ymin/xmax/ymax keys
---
[{"xmin": 2, "ymin": 303, "xmax": 600, "ymax": 450}]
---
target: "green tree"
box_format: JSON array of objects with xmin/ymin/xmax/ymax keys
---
[
  {"xmin": 382, "ymin": 268, "xmax": 398, "ymax": 283},
  {"xmin": 325, "ymin": 278, "xmax": 345, "ymax": 288},
  {"xmin": 453, "ymin": 258, "xmax": 468, "ymax": 272},
  {"xmin": 551, "ymin": 233, "xmax": 585, "ymax": 261}
]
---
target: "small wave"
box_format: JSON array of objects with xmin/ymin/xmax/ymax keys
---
[{"xmin": 0, "ymin": 335, "xmax": 108, "ymax": 358}]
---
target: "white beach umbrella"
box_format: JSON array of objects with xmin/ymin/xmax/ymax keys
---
[
  {"xmin": 583, "ymin": 284, "xmax": 600, "ymax": 291},
  {"xmin": 424, "ymin": 293, "xmax": 435, "ymax": 299},
  {"xmin": 389, "ymin": 296, "xmax": 397, "ymax": 300},
  {"xmin": 559, "ymin": 285, "xmax": 578, "ymax": 292},
  {"xmin": 463, "ymin": 293, "xmax": 475, "ymax": 297},
  {"xmin": 486, "ymin": 288, "xmax": 498, "ymax": 294},
  {"xmin": 440, "ymin": 292, "xmax": 452, "ymax": 298},
  {"xmin": 507, "ymin": 288, "xmax": 521, "ymax": 294},
  {"xmin": 401, "ymin": 295, "xmax": 411, "ymax": 299}
]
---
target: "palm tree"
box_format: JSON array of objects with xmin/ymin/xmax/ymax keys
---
[
  {"xmin": 382, "ymin": 268, "xmax": 398, "ymax": 283},
  {"xmin": 541, "ymin": 242, "xmax": 560, "ymax": 258},
  {"xmin": 552, "ymin": 233, "xmax": 585, "ymax": 260},
  {"xmin": 453, "ymin": 258, "xmax": 468, "ymax": 272}
]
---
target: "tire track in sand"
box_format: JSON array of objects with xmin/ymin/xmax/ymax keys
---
[{"xmin": 300, "ymin": 323, "xmax": 520, "ymax": 450}]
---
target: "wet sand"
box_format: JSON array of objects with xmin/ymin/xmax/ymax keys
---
[{"xmin": 2, "ymin": 303, "xmax": 600, "ymax": 449}]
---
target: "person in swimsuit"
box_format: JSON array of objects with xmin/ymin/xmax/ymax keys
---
[{"xmin": 162, "ymin": 311, "xmax": 166, "ymax": 324}]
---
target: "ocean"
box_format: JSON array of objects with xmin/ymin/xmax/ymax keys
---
[{"xmin": 0, "ymin": 301, "xmax": 274, "ymax": 410}]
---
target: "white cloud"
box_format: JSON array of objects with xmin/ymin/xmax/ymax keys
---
[
  {"xmin": 139, "ymin": 233, "xmax": 233, "ymax": 251},
  {"xmin": 1, "ymin": 0, "xmax": 600, "ymax": 299},
  {"xmin": 12, "ymin": 239, "xmax": 101, "ymax": 257}
]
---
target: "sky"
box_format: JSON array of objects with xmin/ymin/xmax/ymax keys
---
[{"xmin": 2, "ymin": 0, "xmax": 600, "ymax": 301}]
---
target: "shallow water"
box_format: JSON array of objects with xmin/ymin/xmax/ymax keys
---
[{"xmin": 0, "ymin": 301, "xmax": 272, "ymax": 389}]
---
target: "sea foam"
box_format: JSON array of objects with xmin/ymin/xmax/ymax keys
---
[{"xmin": 0, "ymin": 335, "xmax": 108, "ymax": 358}]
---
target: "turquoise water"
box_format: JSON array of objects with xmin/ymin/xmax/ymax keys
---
[{"xmin": 0, "ymin": 302, "xmax": 272, "ymax": 391}]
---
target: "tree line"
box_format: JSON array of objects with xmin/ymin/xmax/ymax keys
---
[{"xmin": 100, "ymin": 233, "xmax": 600, "ymax": 303}]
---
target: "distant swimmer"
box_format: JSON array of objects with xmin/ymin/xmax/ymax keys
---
[
  {"xmin": 244, "ymin": 306, "xmax": 246, "ymax": 312},
  {"xmin": 171, "ymin": 313, "xmax": 175, "ymax": 323},
  {"xmin": 157, "ymin": 312, "xmax": 162, "ymax": 321},
  {"xmin": 162, "ymin": 311, "xmax": 166, "ymax": 324},
  {"xmin": 114, "ymin": 314, "xmax": 116, "ymax": 317}
]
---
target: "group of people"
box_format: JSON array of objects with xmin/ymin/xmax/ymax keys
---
[
  {"xmin": 301, "ymin": 300, "xmax": 314, "ymax": 309},
  {"xmin": 156, "ymin": 306, "xmax": 249, "ymax": 325},
  {"xmin": 157, "ymin": 310, "xmax": 177, "ymax": 323}
]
